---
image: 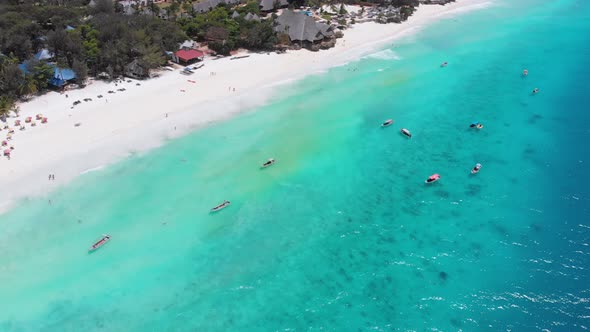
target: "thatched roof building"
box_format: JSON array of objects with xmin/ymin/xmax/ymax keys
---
[
  {"xmin": 274, "ymin": 10, "xmax": 334, "ymax": 43},
  {"xmin": 259, "ymin": 0, "xmax": 289, "ymax": 11},
  {"xmin": 192, "ymin": 0, "xmax": 242, "ymax": 13},
  {"xmin": 244, "ymin": 12, "xmax": 261, "ymax": 21},
  {"xmin": 125, "ymin": 59, "xmax": 149, "ymax": 79}
]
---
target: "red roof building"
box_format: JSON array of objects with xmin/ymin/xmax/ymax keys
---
[{"xmin": 173, "ymin": 49, "xmax": 205, "ymax": 64}]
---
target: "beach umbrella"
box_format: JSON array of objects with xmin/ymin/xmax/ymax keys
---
[
  {"xmin": 4, "ymin": 149, "xmax": 11, "ymax": 156},
  {"xmin": 36, "ymin": 114, "xmax": 43, "ymax": 120},
  {"xmin": 1, "ymin": 141, "xmax": 7, "ymax": 146},
  {"xmin": 41, "ymin": 118, "xmax": 48, "ymax": 123},
  {"xmin": 25, "ymin": 117, "xmax": 32, "ymax": 123},
  {"xmin": 14, "ymin": 120, "xmax": 20, "ymax": 125}
]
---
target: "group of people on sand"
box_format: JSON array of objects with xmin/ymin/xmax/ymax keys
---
[{"xmin": 1, "ymin": 113, "xmax": 49, "ymax": 160}]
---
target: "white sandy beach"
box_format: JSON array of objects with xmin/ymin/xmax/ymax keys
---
[{"xmin": 0, "ymin": 0, "xmax": 491, "ymax": 213}]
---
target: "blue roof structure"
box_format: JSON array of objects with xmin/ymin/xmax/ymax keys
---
[
  {"xmin": 65, "ymin": 25, "xmax": 75, "ymax": 31},
  {"xmin": 18, "ymin": 63, "xmax": 29, "ymax": 73},
  {"xmin": 49, "ymin": 67, "xmax": 76, "ymax": 87},
  {"xmin": 34, "ymin": 49, "xmax": 54, "ymax": 61},
  {"xmin": 18, "ymin": 62, "xmax": 76, "ymax": 87}
]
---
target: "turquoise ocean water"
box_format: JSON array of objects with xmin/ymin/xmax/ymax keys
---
[{"xmin": 1, "ymin": 0, "xmax": 590, "ymax": 330}]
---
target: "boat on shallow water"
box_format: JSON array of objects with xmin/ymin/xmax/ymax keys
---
[
  {"xmin": 470, "ymin": 122, "xmax": 484, "ymax": 130},
  {"xmin": 89, "ymin": 235, "xmax": 111, "ymax": 252},
  {"xmin": 400, "ymin": 128, "xmax": 412, "ymax": 138},
  {"xmin": 425, "ymin": 174, "xmax": 441, "ymax": 184},
  {"xmin": 261, "ymin": 158, "xmax": 276, "ymax": 168},
  {"xmin": 471, "ymin": 163, "xmax": 482, "ymax": 174},
  {"xmin": 441, "ymin": 61, "xmax": 448, "ymax": 67},
  {"xmin": 210, "ymin": 200, "xmax": 230, "ymax": 212},
  {"xmin": 381, "ymin": 119, "xmax": 393, "ymax": 127}
]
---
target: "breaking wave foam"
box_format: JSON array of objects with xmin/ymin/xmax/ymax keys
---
[{"xmin": 364, "ymin": 49, "xmax": 402, "ymax": 61}]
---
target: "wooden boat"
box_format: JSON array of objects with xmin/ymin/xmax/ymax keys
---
[
  {"xmin": 425, "ymin": 174, "xmax": 441, "ymax": 184},
  {"xmin": 471, "ymin": 163, "xmax": 482, "ymax": 174},
  {"xmin": 210, "ymin": 200, "xmax": 230, "ymax": 212},
  {"xmin": 470, "ymin": 122, "xmax": 484, "ymax": 130},
  {"xmin": 230, "ymin": 55, "xmax": 250, "ymax": 60},
  {"xmin": 381, "ymin": 119, "xmax": 393, "ymax": 127},
  {"xmin": 261, "ymin": 158, "xmax": 276, "ymax": 168},
  {"xmin": 89, "ymin": 234, "xmax": 111, "ymax": 252},
  {"xmin": 400, "ymin": 128, "xmax": 412, "ymax": 138}
]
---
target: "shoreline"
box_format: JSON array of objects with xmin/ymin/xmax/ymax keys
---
[{"xmin": 0, "ymin": 0, "xmax": 492, "ymax": 214}]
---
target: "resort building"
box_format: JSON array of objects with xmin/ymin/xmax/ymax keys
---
[
  {"xmin": 259, "ymin": 0, "xmax": 289, "ymax": 12},
  {"xmin": 172, "ymin": 49, "xmax": 205, "ymax": 65},
  {"xmin": 274, "ymin": 10, "xmax": 335, "ymax": 46},
  {"xmin": 192, "ymin": 0, "xmax": 242, "ymax": 14},
  {"xmin": 125, "ymin": 59, "xmax": 150, "ymax": 79},
  {"xmin": 49, "ymin": 67, "xmax": 76, "ymax": 88}
]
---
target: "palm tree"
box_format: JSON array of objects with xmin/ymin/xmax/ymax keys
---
[
  {"xmin": 0, "ymin": 96, "xmax": 18, "ymax": 119},
  {"xmin": 18, "ymin": 76, "xmax": 38, "ymax": 98}
]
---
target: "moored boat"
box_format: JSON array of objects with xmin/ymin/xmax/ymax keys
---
[
  {"xmin": 470, "ymin": 122, "xmax": 484, "ymax": 130},
  {"xmin": 89, "ymin": 234, "xmax": 111, "ymax": 252},
  {"xmin": 400, "ymin": 128, "xmax": 412, "ymax": 138},
  {"xmin": 210, "ymin": 200, "xmax": 230, "ymax": 212},
  {"xmin": 471, "ymin": 163, "xmax": 482, "ymax": 174},
  {"xmin": 261, "ymin": 158, "xmax": 276, "ymax": 168},
  {"xmin": 425, "ymin": 174, "xmax": 441, "ymax": 184},
  {"xmin": 381, "ymin": 119, "xmax": 393, "ymax": 127},
  {"xmin": 441, "ymin": 61, "xmax": 448, "ymax": 67}
]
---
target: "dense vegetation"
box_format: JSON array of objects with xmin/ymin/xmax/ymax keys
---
[{"xmin": 178, "ymin": 3, "xmax": 277, "ymax": 55}]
